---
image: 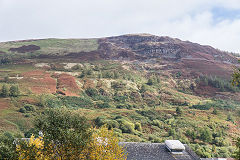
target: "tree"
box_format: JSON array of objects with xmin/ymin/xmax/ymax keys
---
[
  {"xmin": 200, "ymin": 128, "xmax": 212, "ymax": 143},
  {"xmin": 17, "ymin": 110, "xmax": 126, "ymax": 160},
  {"xmin": 212, "ymin": 108, "xmax": 218, "ymax": 115},
  {"xmin": 0, "ymin": 132, "xmax": 18, "ymax": 159},
  {"xmin": 140, "ymin": 84, "xmax": 147, "ymax": 93},
  {"xmin": 147, "ymin": 78, "xmax": 154, "ymax": 85},
  {"xmin": 4, "ymin": 76, "xmax": 9, "ymax": 83},
  {"xmin": 232, "ymin": 65, "xmax": 240, "ymax": 159},
  {"xmin": 227, "ymin": 114, "xmax": 234, "ymax": 122},
  {"xmin": 176, "ymin": 107, "xmax": 183, "ymax": 116},
  {"xmin": 9, "ymin": 85, "xmax": 20, "ymax": 97},
  {"xmin": 34, "ymin": 108, "xmax": 92, "ymax": 159},
  {"xmin": 82, "ymin": 126, "xmax": 127, "ymax": 160},
  {"xmin": 1, "ymin": 84, "xmax": 9, "ymax": 97},
  {"xmin": 232, "ymin": 66, "xmax": 240, "ymax": 86},
  {"xmin": 113, "ymin": 71, "xmax": 120, "ymax": 79},
  {"xmin": 233, "ymin": 137, "xmax": 240, "ymax": 160},
  {"xmin": 16, "ymin": 135, "xmax": 52, "ymax": 160}
]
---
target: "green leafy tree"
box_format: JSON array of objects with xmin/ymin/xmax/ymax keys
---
[
  {"xmin": 1, "ymin": 84, "xmax": 9, "ymax": 97},
  {"xmin": 34, "ymin": 108, "xmax": 92, "ymax": 159},
  {"xmin": 200, "ymin": 128, "xmax": 212, "ymax": 143},
  {"xmin": 212, "ymin": 108, "xmax": 218, "ymax": 115},
  {"xmin": 9, "ymin": 85, "xmax": 20, "ymax": 97},
  {"xmin": 4, "ymin": 76, "xmax": 9, "ymax": 83},
  {"xmin": 0, "ymin": 132, "xmax": 18, "ymax": 159},
  {"xmin": 113, "ymin": 71, "xmax": 120, "ymax": 79},
  {"xmin": 147, "ymin": 78, "xmax": 154, "ymax": 85},
  {"xmin": 140, "ymin": 84, "xmax": 147, "ymax": 93},
  {"xmin": 233, "ymin": 137, "xmax": 240, "ymax": 160},
  {"xmin": 176, "ymin": 107, "xmax": 183, "ymax": 116}
]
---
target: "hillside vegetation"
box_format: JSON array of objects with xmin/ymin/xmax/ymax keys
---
[{"xmin": 0, "ymin": 34, "xmax": 239, "ymax": 158}]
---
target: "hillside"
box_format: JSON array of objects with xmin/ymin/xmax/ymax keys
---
[{"xmin": 0, "ymin": 34, "xmax": 239, "ymax": 158}]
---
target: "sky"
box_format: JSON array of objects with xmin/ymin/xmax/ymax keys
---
[{"xmin": 1, "ymin": 0, "xmax": 240, "ymax": 53}]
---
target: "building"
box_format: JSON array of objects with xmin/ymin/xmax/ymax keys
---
[{"xmin": 119, "ymin": 140, "xmax": 201, "ymax": 160}]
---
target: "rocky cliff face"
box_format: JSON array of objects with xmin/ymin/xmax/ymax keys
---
[{"xmin": 98, "ymin": 34, "xmax": 238, "ymax": 64}]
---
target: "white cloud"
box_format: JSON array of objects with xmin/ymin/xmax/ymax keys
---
[{"xmin": 0, "ymin": 0, "xmax": 240, "ymax": 52}]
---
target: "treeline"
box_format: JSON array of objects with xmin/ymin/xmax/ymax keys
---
[
  {"xmin": 0, "ymin": 108, "xmax": 126, "ymax": 159},
  {"xmin": 197, "ymin": 75, "xmax": 239, "ymax": 92},
  {"xmin": 0, "ymin": 57, "xmax": 12, "ymax": 65},
  {"xmin": 0, "ymin": 84, "xmax": 20, "ymax": 97}
]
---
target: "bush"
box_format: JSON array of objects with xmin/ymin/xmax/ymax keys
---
[
  {"xmin": 190, "ymin": 103, "xmax": 212, "ymax": 110},
  {"xmin": 24, "ymin": 104, "xmax": 36, "ymax": 112},
  {"xmin": 95, "ymin": 116, "xmax": 107, "ymax": 127},
  {"xmin": 0, "ymin": 132, "xmax": 18, "ymax": 159},
  {"xmin": 106, "ymin": 120, "xmax": 119, "ymax": 129},
  {"xmin": 97, "ymin": 102, "xmax": 112, "ymax": 109},
  {"xmin": 19, "ymin": 107, "xmax": 26, "ymax": 113},
  {"xmin": 85, "ymin": 88, "xmax": 98, "ymax": 97},
  {"xmin": 9, "ymin": 85, "xmax": 20, "ymax": 97},
  {"xmin": 111, "ymin": 81, "xmax": 125, "ymax": 89},
  {"xmin": 135, "ymin": 122, "xmax": 142, "ymax": 132},
  {"xmin": 152, "ymin": 120, "xmax": 163, "ymax": 128},
  {"xmin": 149, "ymin": 134, "xmax": 162, "ymax": 143},
  {"xmin": 114, "ymin": 95, "xmax": 128, "ymax": 103},
  {"xmin": 33, "ymin": 108, "xmax": 92, "ymax": 159},
  {"xmin": 117, "ymin": 119, "xmax": 135, "ymax": 134},
  {"xmin": 116, "ymin": 103, "xmax": 133, "ymax": 109}
]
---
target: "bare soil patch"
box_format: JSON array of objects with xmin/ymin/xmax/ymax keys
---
[
  {"xmin": 0, "ymin": 98, "xmax": 10, "ymax": 111},
  {"xmin": 21, "ymin": 70, "xmax": 57, "ymax": 94},
  {"xmin": 56, "ymin": 73, "xmax": 80, "ymax": 96}
]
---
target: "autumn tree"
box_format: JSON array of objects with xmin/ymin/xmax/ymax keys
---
[
  {"xmin": 84, "ymin": 125, "xmax": 127, "ymax": 160},
  {"xmin": 16, "ymin": 135, "xmax": 52, "ymax": 160}
]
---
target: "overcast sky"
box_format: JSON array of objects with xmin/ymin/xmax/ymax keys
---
[{"xmin": 1, "ymin": 0, "xmax": 240, "ymax": 53}]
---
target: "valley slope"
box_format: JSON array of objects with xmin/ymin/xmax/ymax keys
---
[{"xmin": 0, "ymin": 34, "xmax": 239, "ymax": 158}]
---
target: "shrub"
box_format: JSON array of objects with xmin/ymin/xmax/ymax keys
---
[
  {"xmin": 111, "ymin": 81, "xmax": 125, "ymax": 89},
  {"xmin": 149, "ymin": 134, "xmax": 162, "ymax": 143},
  {"xmin": 24, "ymin": 104, "xmax": 36, "ymax": 112},
  {"xmin": 135, "ymin": 122, "xmax": 142, "ymax": 132},
  {"xmin": 0, "ymin": 132, "xmax": 18, "ymax": 159},
  {"xmin": 85, "ymin": 88, "xmax": 98, "ymax": 97},
  {"xmin": 117, "ymin": 119, "xmax": 135, "ymax": 134},
  {"xmin": 190, "ymin": 103, "xmax": 212, "ymax": 110},
  {"xmin": 152, "ymin": 120, "xmax": 163, "ymax": 128},
  {"xmin": 19, "ymin": 107, "xmax": 26, "ymax": 113},
  {"xmin": 1, "ymin": 84, "xmax": 9, "ymax": 97},
  {"xmin": 116, "ymin": 103, "xmax": 133, "ymax": 109},
  {"xmin": 95, "ymin": 116, "xmax": 107, "ymax": 127},
  {"xmin": 9, "ymin": 85, "xmax": 20, "ymax": 97},
  {"xmin": 113, "ymin": 95, "xmax": 128, "ymax": 103},
  {"xmin": 176, "ymin": 107, "xmax": 183, "ymax": 116},
  {"xmin": 147, "ymin": 78, "xmax": 154, "ymax": 85},
  {"xmin": 106, "ymin": 120, "xmax": 119, "ymax": 129},
  {"xmin": 97, "ymin": 102, "xmax": 112, "ymax": 109}
]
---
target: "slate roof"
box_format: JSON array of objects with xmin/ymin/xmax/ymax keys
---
[
  {"xmin": 119, "ymin": 142, "xmax": 201, "ymax": 160},
  {"xmin": 201, "ymin": 158, "xmax": 234, "ymax": 160}
]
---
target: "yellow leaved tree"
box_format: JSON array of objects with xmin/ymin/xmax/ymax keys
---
[
  {"xmin": 82, "ymin": 126, "xmax": 127, "ymax": 160},
  {"xmin": 16, "ymin": 135, "xmax": 53, "ymax": 160},
  {"xmin": 17, "ymin": 127, "xmax": 127, "ymax": 160}
]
